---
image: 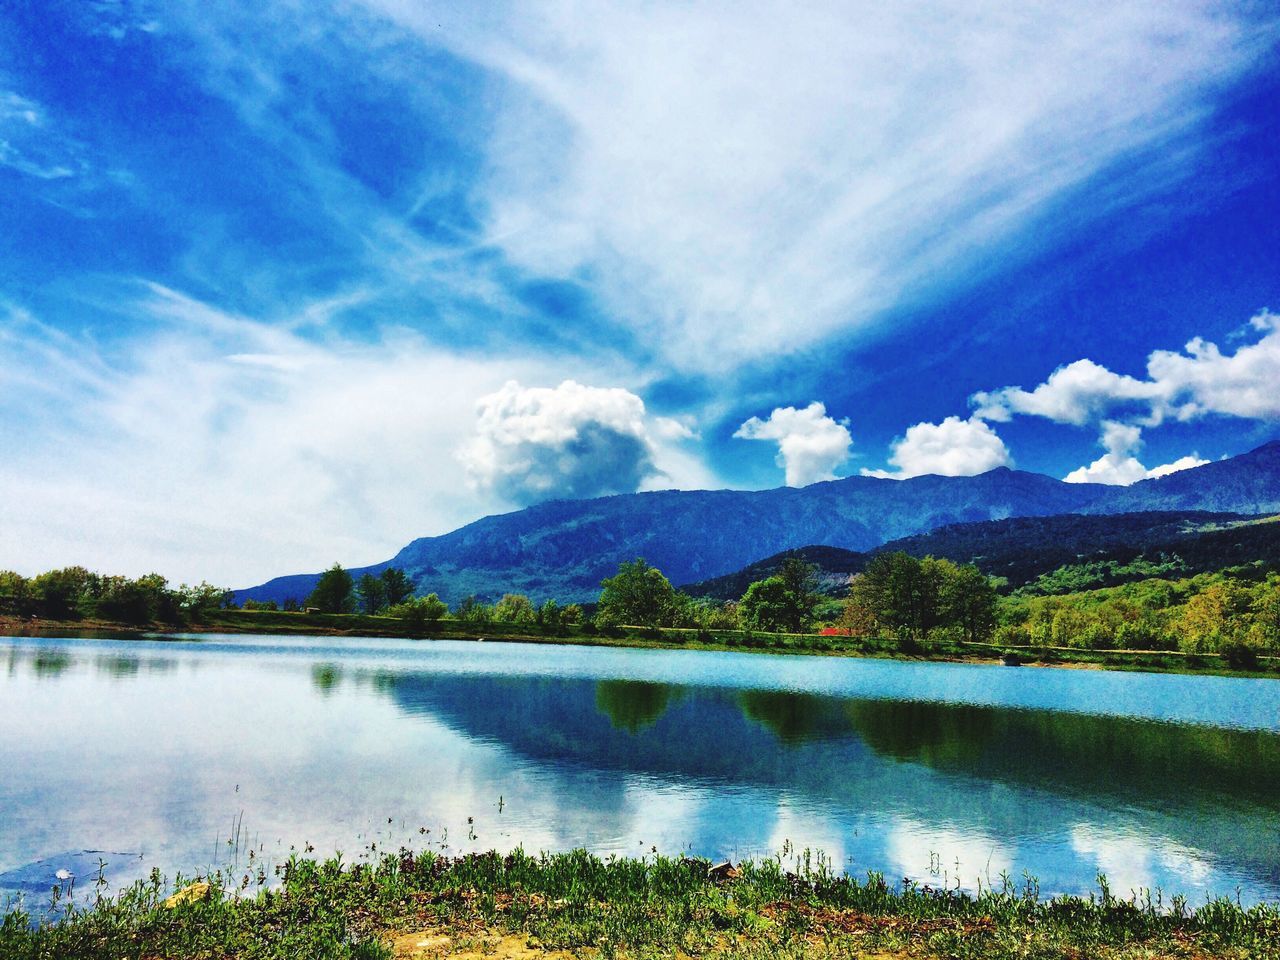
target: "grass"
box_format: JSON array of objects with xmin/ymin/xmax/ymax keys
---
[{"xmin": 3, "ymin": 848, "xmax": 1278, "ymax": 959}]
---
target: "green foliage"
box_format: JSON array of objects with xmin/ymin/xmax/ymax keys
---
[
  {"xmin": 0, "ymin": 570, "xmax": 33, "ymax": 616},
  {"xmin": 0, "ymin": 566, "xmax": 230, "ymax": 625},
  {"xmin": 387, "ymin": 593, "xmax": 448, "ymax": 630},
  {"xmin": 739, "ymin": 558, "xmax": 821, "ymax": 632},
  {"xmin": 595, "ymin": 558, "xmax": 684, "ymax": 628},
  {"xmin": 846, "ymin": 552, "xmax": 998, "ymax": 644},
  {"xmin": 739, "ymin": 577, "xmax": 791, "ymax": 632},
  {"xmin": 356, "ymin": 572, "xmax": 387, "ymax": 615},
  {"xmin": 31, "ymin": 566, "xmax": 94, "ymax": 619},
  {"xmin": 307, "ymin": 563, "xmax": 356, "ymax": 614},
  {"xmin": 995, "ymin": 569, "xmax": 1280, "ymax": 663},
  {"xmin": 493, "ymin": 593, "xmax": 536, "ymax": 624},
  {"xmin": 379, "ymin": 567, "xmax": 415, "ymax": 607},
  {"xmin": 453, "ymin": 594, "xmax": 492, "ymax": 623}
]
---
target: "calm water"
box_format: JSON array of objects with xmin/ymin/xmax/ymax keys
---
[{"xmin": 2, "ymin": 632, "xmax": 1279, "ymax": 909}]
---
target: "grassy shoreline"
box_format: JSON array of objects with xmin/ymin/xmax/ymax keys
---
[
  {"xmin": 3, "ymin": 848, "xmax": 1277, "ymax": 959},
  {"xmin": 3, "ymin": 609, "xmax": 1278, "ymax": 679}
]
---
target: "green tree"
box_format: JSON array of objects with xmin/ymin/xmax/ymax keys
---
[
  {"xmin": 307, "ymin": 563, "xmax": 355, "ymax": 614},
  {"xmin": 494, "ymin": 593, "xmax": 536, "ymax": 624},
  {"xmin": 1177, "ymin": 582, "xmax": 1247, "ymax": 652},
  {"xmin": 595, "ymin": 559, "xmax": 681, "ymax": 628},
  {"xmin": 538, "ymin": 598, "xmax": 562, "ymax": 630},
  {"xmin": 380, "ymin": 567, "xmax": 415, "ymax": 606},
  {"xmin": 94, "ymin": 574, "xmax": 172, "ymax": 624},
  {"xmin": 357, "ymin": 572, "xmax": 388, "ymax": 614},
  {"xmin": 179, "ymin": 582, "xmax": 229, "ymax": 619},
  {"xmin": 849, "ymin": 552, "xmax": 927, "ymax": 639},
  {"xmin": 1252, "ymin": 580, "xmax": 1280, "ymax": 647},
  {"xmin": 944, "ymin": 564, "xmax": 998, "ymax": 643},
  {"xmin": 739, "ymin": 576, "xmax": 791, "ymax": 631},
  {"xmin": 389, "ymin": 593, "xmax": 448, "ymax": 630},
  {"xmin": 743, "ymin": 557, "xmax": 819, "ymax": 632},
  {"xmin": 30, "ymin": 566, "xmax": 93, "ymax": 619},
  {"xmin": 454, "ymin": 595, "xmax": 492, "ymax": 623},
  {"xmin": 0, "ymin": 571, "xmax": 32, "ymax": 616}
]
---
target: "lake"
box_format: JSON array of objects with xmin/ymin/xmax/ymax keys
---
[{"xmin": 2, "ymin": 632, "xmax": 1279, "ymax": 911}]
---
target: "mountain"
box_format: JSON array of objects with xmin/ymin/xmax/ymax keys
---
[
  {"xmin": 1082, "ymin": 439, "xmax": 1280, "ymax": 514},
  {"xmin": 681, "ymin": 545, "xmax": 868, "ymax": 602},
  {"xmin": 683, "ymin": 510, "xmax": 1280, "ymax": 600},
  {"xmin": 235, "ymin": 439, "xmax": 1280, "ymax": 607}
]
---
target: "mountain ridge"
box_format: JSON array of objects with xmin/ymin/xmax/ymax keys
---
[
  {"xmin": 235, "ymin": 438, "xmax": 1280, "ymax": 606},
  {"xmin": 682, "ymin": 510, "xmax": 1280, "ymax": 601}
]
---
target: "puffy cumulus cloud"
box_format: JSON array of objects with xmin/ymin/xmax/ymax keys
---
[
  {"xmin": 973, "ymin": 311, "xmax": 1280, "ymax": 430},
  {"xmin": 1063, "ymin": 421, "xmax": 1207, "ymax": 485},
  {"xmin": 1062, "ymin": 421, "xmax": 1149, "ymax": 484},
  {"xmin": 1146, "ymin": 310, "xmax": 1280, "ymax": 421},
  {"xmin": 458, "ymin": 380, "xmax": 661, "ymax": 505},
  {"xmin": 734, "ymin": 403, "xmax": 852, "ymax": 487},
  {"xmin": 861, "ymin": 416, "xmax": 1012, "ymax": 480},
  {"xmin": 970, "ymin": 360, "xmax": 1160, "ymax": 425}
]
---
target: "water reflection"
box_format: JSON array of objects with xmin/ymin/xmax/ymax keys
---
[
  {"xmin": 31, "ymin": 650, "xmax": 71, "ymax": 677},
  {"xmin": 738, "ymin": 690, "xmax": 848, "ymax": 744},
  {"xmin": 387, "ymin": 673, "xmax": 1280, "ymax": 888},
  {"xmin": 2, "ymin": 633, "xmax": 1278, "ymax": 907},
  {"xmin": 311, "ymin": 663, "xmax": 342, "ymax": 695},
  {"xmin": 95, "ymin": 654, "xmax": 141, "ymax": 678},
  {"xmin": 595, "ymin": 680, "xmax": 676, "ymax": 732}
]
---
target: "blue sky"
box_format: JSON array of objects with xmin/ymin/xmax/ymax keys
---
[{"xmin": 2, "ymin": 0, "xmax": 1278, "ymax": 585}]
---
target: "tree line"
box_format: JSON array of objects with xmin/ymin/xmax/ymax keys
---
[
  {"xmin": 240, "ymin": 551, "xmax": 1002, "ymax": 645},
  {"xmin": 0, "ymin": 552, "xmax": 1002, "ymax": 648},
  {"xmin": 0, "ymin": 567, "xmax": 228, "ymax": 625}
]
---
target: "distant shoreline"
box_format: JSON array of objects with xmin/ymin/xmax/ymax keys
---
[{"xmin": 3, "ymin": 610, "xmax": 1277, "ymax": 679}]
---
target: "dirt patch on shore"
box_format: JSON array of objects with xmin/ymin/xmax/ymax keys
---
[{"xmin": 390, "ymin": 929, "xmax": 585, "ymax": 959}]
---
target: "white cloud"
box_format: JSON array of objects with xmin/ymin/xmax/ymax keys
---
[
  {"xmin": 862, "ymin": 415, "xmax": 1012, "ymax": 479},
  {"xmin": 1147, "ymin": 310, "xmax": 1280, "ymax": 421},
  {"xmin": 1062, "ymin": 421, "xmax": 1150, "ymax": 484},
  {"xmin": 457, "ymin": 379, "xmax": 663, "ymax": 505},
  {"xmin": 970, "ymin": 359, "xmax": 1160, "ymax": 425},
  {"xmin": 357, "ymin": 0, "xmax": 1266, "ymax": 368},
  {"xmin": 1063, "ymin": 420, "xmax": 1206, "ymax": 485},
  {"xmin": 0, "ymin": 89, "xmax": 85, "ymax": 180},
  {"xmin": 1145, "ymin": 454, "xmax": 1209, "ymax": 479},
  {"xmin": 734, "ymin": 402, "xmax": 852, "ymax": 487},
  {"xmin": 973, "ymin": 311, "xmax": 1280, "ymax": 432},
  {"xmin": 0, "ymin": 290, "xmax": 592, "ymax": 586}
]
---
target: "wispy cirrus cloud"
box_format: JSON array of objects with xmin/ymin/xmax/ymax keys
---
[
  {"xmin": 0, "ymin": 279, "xmax": 719, "ymax": 583},
  {"xmin": 360, "ymin": 0, "xmax": 1274, "ymax": 367},
  {"xmin": 0, "ymin": 89, "xmax": 86, "ymax": 180},
  {"xmin": 1, "ymin": 0, "xmax": 1277, "ymax": 580},
  {"xmin": 0, "ymin": 288, "xmax": 588, "ymax": 584}
]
